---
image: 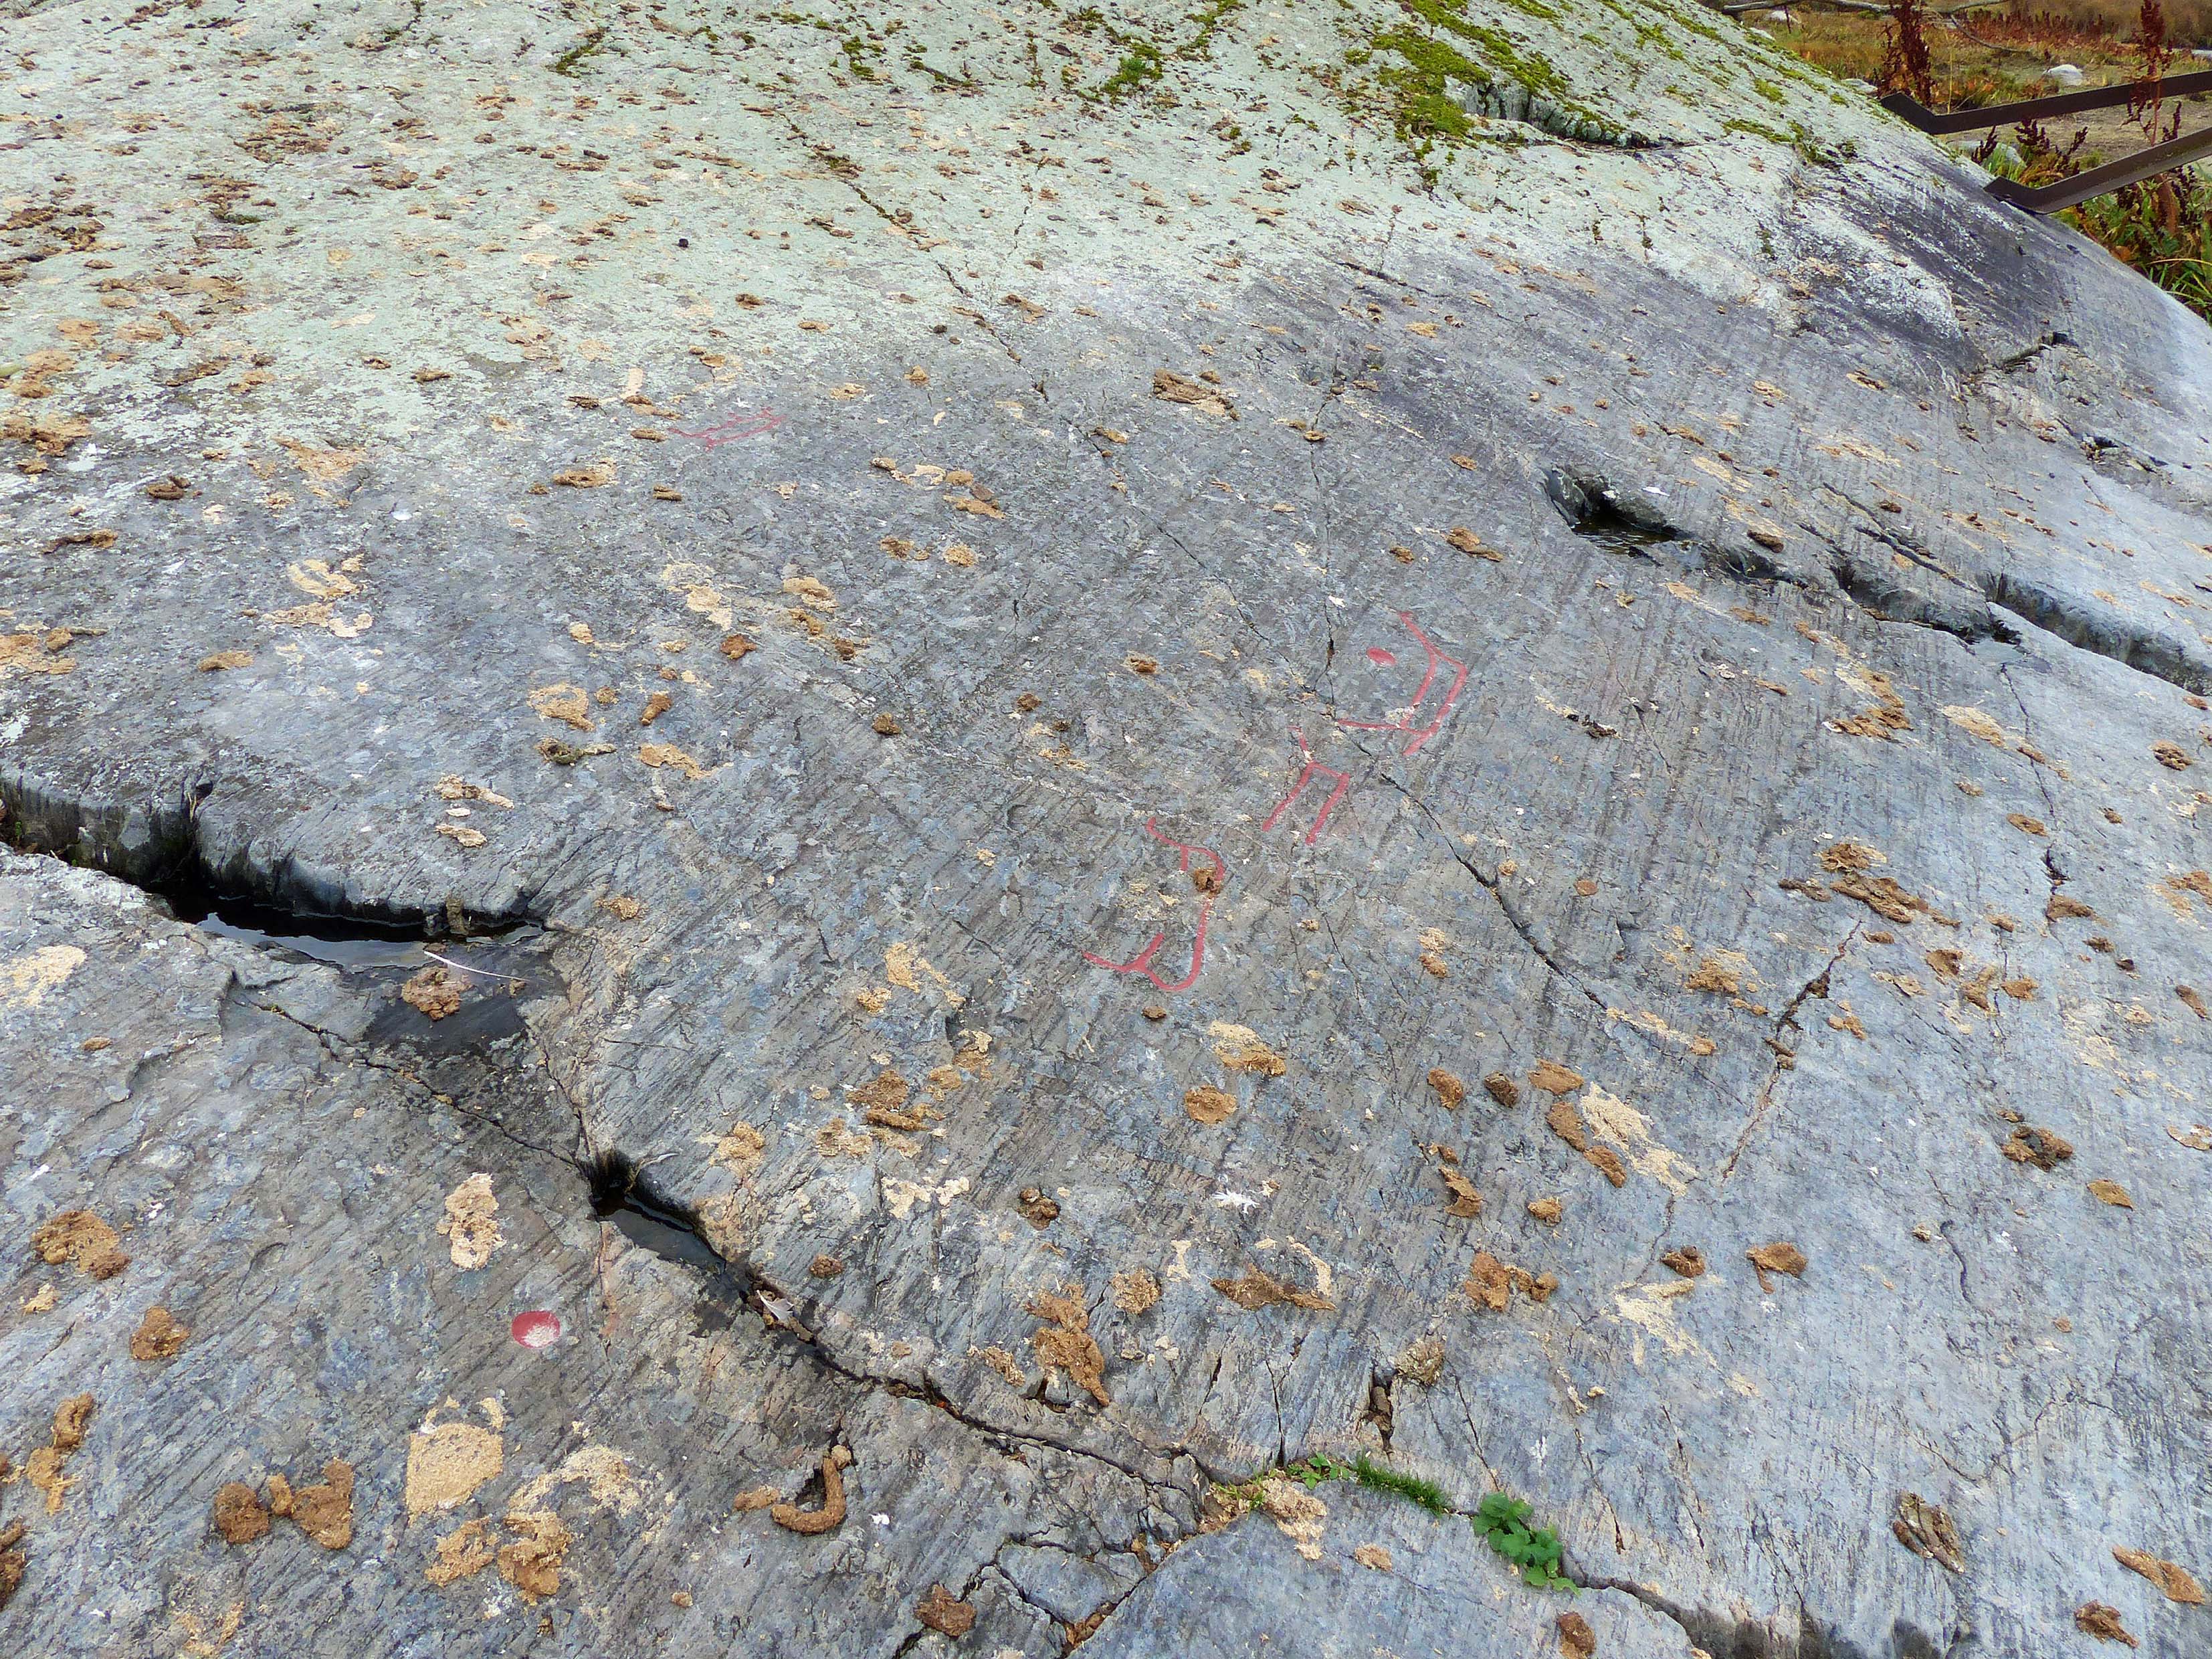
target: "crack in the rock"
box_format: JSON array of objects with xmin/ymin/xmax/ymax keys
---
[
  {"xmin": 240, "ymin": 978, "xmax": 575, "ymax": 1168},
  {"xmin": 770, "ymin": 104, "xmax": 1027, "ymax": 372},
  {"xmin": 1983, "ymin": 571, "xmax": 2209, "ymax": 696},
  {"xmin": 1387, "ymin": 777, "xmax": 1610, "ymax": 1017},
  {"xmin": 1, "ymin": 771, "xmax": 535, "ymax": 939},
  {"xmin": 1811, "ymin": 498, "xmax": 2020, "ymax": 649},
  {"xmin": 84, "ymin": 840, "xmax": 1201, "ymax": 1510},
  {"xmin": 1989, "ymin": 332, "xmax": 2074, "ymax": 376},
  {"xmin": 235, "ymin": 956, "xmax": 1211, "ymax": 1533},
  {"xmin": 1720, "ymin": 920, "xmax": 1861, "ymax": 1183},
  {"xmin": 1993, "ymin": 660, "xmax": 2079, "ymax": 938},
  {"xmin": 1809, "ymin": 492, "xmax": 2210, "ymax": 695}
]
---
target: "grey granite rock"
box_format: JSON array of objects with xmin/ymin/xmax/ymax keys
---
[{"xmin": 3, "ymin": 1, "xmax": 2211, "ymax": 1656}]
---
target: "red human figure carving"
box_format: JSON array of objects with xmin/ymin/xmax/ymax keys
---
[
  {"xmin": 1080, "ymin": 817, "xmax": 1224, "ymax": 993},
  {"xmin": 1261, "ymin": 728, "xmax": 1352, "ymax": 846},
  {"xmin": 669, "ymin": 408, "xmax": 787, "ymax": 449},
  {"xmin": 1334, "ymin": 611, "xmax": 1468, "ymax": 755}
]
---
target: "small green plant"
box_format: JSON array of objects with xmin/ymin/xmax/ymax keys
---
[
  {"xmin": 1473, "ymin": 1492, "xmax": 1577, "ymax": 1591},
  {"xmin": 1096, "ymin": 41, "xmax": 1164, "ymax": 98},
  {"xmin": 550, "ymin": 25, "xmax": 608, "ymax": 78},
  {"xmin": 1350, "ymin": 1454, "xmax": 1452, "ymax": 1515},
  {"xmin": 1290, "ymin": 1454, "xmax": 1346, "ymax": 1490}
]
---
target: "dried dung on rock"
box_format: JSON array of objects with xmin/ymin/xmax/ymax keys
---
[
  {"xmin": 1028, "ymin": 1286, "xmax": 1110, "ymax": 1403},
  {"xmin": 852, "ymin": 1068, "xmax": 928, "ymax": 1130},
  {"xmin": 1016, "ymin": 1187, "xmax": 1060, "ymax": 1228},
  {"xmin": 1465, "ymin": 1252, "xmax": 1555, "ymax": 1311},
  {"xmin": 1465, "ymin": 1250, "xmax": 1514, "ymax": 1312},
  {"xmin": 31, "ymin": 1209, "xmax": 129, "ymax": 1280},
  {"xmin": 1892, "ymin": 1492, "xmax": 1964, "ymax": 1571},
  {"xmin": 1212, "ymin": 1266, "xmax": 1333, "ymax": 1312},
  {"xmin": 406, "ymin": 1422, "xmax": 504, "ymax": 1517},
  {"xmin": 1111, "ymin": 1268, "xmax": 1161, "ymax": 1315},
  {"xmin": 1152, "ymin": 369, "xmax": 1236, "ymax": 417},
  {"xmin": 1830, "ymin": 874, "xmax": 1929, "ymax": 924},
  {"xmin": 27, "ymin": 1393, "xmax": 96, "ymax": 1515},
  {"xmin": 1210, "ymin": 1023, "xmax": 1287, "ymax": 1076},
  {"xmin": 285, "ymin": 1459, "xmax": 356, "ymax": 1549},
  {"xmin": 2112, "ymin": 1546, "xmax": 2204, "ymax": 1603},
  {"xmin": 1546, "ymin": 1096, "xmax": 1626, "ymax": 1187},
  {"xmin": 770, "ymin": 1447, "xmax": 853, "ymax": 1535},
  {"xmin": 1439, "ymin": 1165, "xmax": 1483, "ymax": 1217},
  {"xmin": 212, "ymin": 1483, "xmax": 270, "ymax": 1545},
  {"xmin": 1258, "ymin": 1478, "xmax": 1326, "ymax": 1560},
  {"xmin": 498, "ymin": 1510, "xmax": 572, "ymax": 1598},
  {"xmin": 1396, "ymin": 1336, "xmax": 1446, "ymax": 1385},
  {"xmin": 424, "ymin": 1517, "xmax": 498, "ymax": 1587},
  {"xmin": 1184, "ymin": 1086, "xmax": 1237, "ymax": 1125},
  {"xmin": 401, "ymin": 966, "xmax": 463, "ymax": 1020},
  {"xmin": 2074, "ymin": 1603, "xmax": 2136, "ymax": 1645},
  {"xmin": 1528, "ymin": 1060, "xmax": 1584, "ymax": 1095},
  {"xmin": 1746, "ymin": 1242, "xmax": 1807, "ymax": 1290},
  {"xmin": 0, "ymin": 1522, "xmax": 25, "ymax": 1612},
  {"xmin": 129, "ymin": 1306, "xmax": 189, "ymax": 1360},
  {"xmin": 2002, "ymin": 1126, "xmax": 2074, "ymax": 1170},
  {"xmin": 915, "ymin": 1585, "xmax": 976, "ymax": 1637},
  {"xmin": 437, "ymin": 1173, "xmax": 502, "ymax": 1269}
]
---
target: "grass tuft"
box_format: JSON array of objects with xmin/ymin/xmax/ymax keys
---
[{"xmin": 1350, "ymin": 1454, "xmax": 1453, "ymax": 1515}]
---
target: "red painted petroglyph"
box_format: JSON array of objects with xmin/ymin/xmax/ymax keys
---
[
  {"xmin": 1080, "ymin": 611, "xmax": 1466, "ymax": 992},
  {"xmin": 1080, "ymin": 818, "xmax": 1222, "ymax": 993},
  {"xmin": 669, "ymin": 409, "xmax": 787, "ymax": 448},
  {"xmin": 1261, "ymin": 728, "xmax": 1352, "ymax": 846},
  {"xmin": 1334, "ymin": 611, "xmax": 1468, "ymax": 756}
]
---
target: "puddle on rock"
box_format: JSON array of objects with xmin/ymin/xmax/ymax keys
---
[
  {"xmin": 171, "ymin": 882, "xmax": 534, "ymax": 977},
  {"xmin": 191, "ymin": 911, "xmax": 431, "ymax": 971}
]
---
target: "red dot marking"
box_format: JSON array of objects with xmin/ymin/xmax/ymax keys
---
[
  {"xmin": 511, "ymin": 1310, "xmax": 562, "ymax": 1349},
  {"xmin": 1366, "ymin": 648, "xmax": 1397, "ymax": 666}
]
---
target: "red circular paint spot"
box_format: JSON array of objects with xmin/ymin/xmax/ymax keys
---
[
  {"xmin": 511, "ymin": 1310, "xmax": 562, "ymax": 1349},
  {"xmin": 1366, "ymin": 648, "xmax": 1397, "ymax": 667}
]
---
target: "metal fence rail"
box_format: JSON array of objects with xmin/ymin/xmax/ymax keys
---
[
  {"xmin": 1879, "ymin": 70, "xmax": 2212, "ymax": 134},
  {"xmin": 1879, "ymin": 72, "xmax": 2212, "ymax": 211}
]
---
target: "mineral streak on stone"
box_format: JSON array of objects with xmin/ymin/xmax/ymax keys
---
[{"xmin": 2, "ymin": 0, "xmax": 2211, "ymax": 1654}]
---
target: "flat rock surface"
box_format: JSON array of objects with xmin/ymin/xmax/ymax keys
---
[{"xmin": 3, "ymin": 1, "xmax": 2211, "ymax": 1656}]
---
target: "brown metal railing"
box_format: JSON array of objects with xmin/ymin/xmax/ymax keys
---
[{"xmin": 1880, "ymin": 71, "xmax": 2212, "ymax": 211}]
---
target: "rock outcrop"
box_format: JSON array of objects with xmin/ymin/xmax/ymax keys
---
[{"xmin": 3, "ymin": 1, "xmax": 2210, "ymax": 1654}]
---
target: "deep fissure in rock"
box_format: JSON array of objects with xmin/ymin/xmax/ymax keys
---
[
  {"xmin": 585, "ymin": 1148, "xmax": 757, "ymax": 1297},
  {"xmin": 1823, "ymin": 545, "xmax": 2020, "ymax": 648},
  {"xmin": 1544, "ymin": 466, "xmax": 1797, "ymax": 585},
  {"xmin": 1981, "ymin": 570, "xmax": 2211, "ymax": 695},
  {"xmin": 0, "ymin": 774, "xmax": 532, "ymax": 941}
]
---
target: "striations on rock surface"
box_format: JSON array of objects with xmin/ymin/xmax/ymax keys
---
[{"xmin": 2, "ymin": 0, "xmax": 2210, "ymax": 1654}]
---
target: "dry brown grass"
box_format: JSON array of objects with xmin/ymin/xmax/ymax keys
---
[
  {"xmin": 1771, "ymin": 1, "xmax": 2211, "ymax": 103},
  {"xmin": 2003, "ymin": 0, "xmax": 2212, "ymax": 47}
]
